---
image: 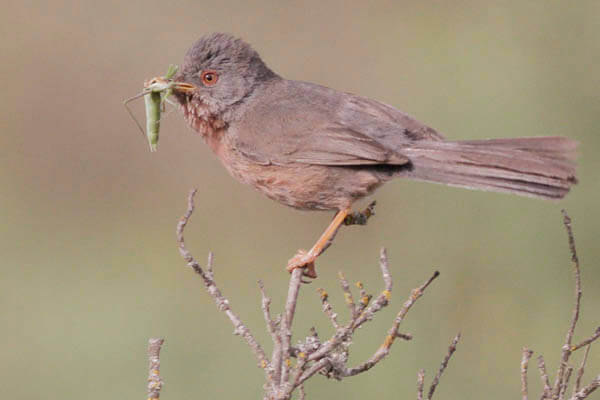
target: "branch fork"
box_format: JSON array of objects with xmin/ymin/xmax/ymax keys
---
[{"xmin": 175, "ymin": 189, "xmax": 443, "ymax": 400}]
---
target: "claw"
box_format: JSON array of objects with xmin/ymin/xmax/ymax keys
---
[{"xmin": 287, "ymin": 249, "xmax": 318, "ymax": 279}]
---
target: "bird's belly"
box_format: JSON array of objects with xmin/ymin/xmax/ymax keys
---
[{"xmin": 213, "ymin": 137, "xmax": 383, "ymax": 211}]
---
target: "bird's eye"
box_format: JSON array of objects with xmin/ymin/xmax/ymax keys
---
[{"xmin": 201, "ymin": 70, "xmax": 218, "ymax": 86}]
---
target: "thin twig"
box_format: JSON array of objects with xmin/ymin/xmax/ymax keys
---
[
  {"xmin": 559, "ymin": 367, "xmax": 573, "ymax": 400},
  {"xmin": 554, "ymin": 211, "xmax": 582, "ymax": 397},
  {"xmin": 338, "ymin": 271, "xmax": 357, "ymax": 320},
  {"xmin": 351, "ymin": 248, "xmax": 393, "ymax": 330},
  {"xmin": 177, "ymin": 189, "xmax": 269, "ymax": 370},
  {"xmin": 571, "ymin": 328, "xmax": 600, "ymax": 352},
  {"xmin": 259, "ymin": 280, "xmax": 281, "ymax": 384},
  {"xmin": 355, "ymin": 280, "xmax": 372, "ymax": 315},
  {"xmin": 317, "ymin": 288, "xmax": 340, "ymax": 330},
  {"xmin": 147, "ymin": 338, "xmax": 164, "ymax": 400},
  {"xmin": 522, "ymin": 348, "xmax": 534, "ymax": 400},
  {"xmin": 334, "ymin": 270, "xmax": 440, "ymax": 377},
  {"xmin": 570, "ymin": 375, "xmax": 600, "ymax": 400},
  {"xmin": 175, "ymin": 191, "xmax": 447, "ymax": 400},
  {"xmin": 298, "ymin": 384, "xmax": 306, "ymax": 400},
  {"xmin": 427, "ymin": 333, "xmax": 461, "ymax": 399},
  {"xmin": 538, "ymin": 355, "xmax": 552, "ymax": 400},
  {"xmin": 573, "ymin": 345, "xmax": 591, "ymax": 395},
  {"xmin": 417, "ymin": 369, "xmax": 425, "ymax": 400},
  {"xmin": 281, "ymin": 268, "xmax": 303, "ymax": 387}
]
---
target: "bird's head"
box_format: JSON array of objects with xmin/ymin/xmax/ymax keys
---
[{"xmin": 172, "ymin": 33, "xmax": 276, "ymax": 117}]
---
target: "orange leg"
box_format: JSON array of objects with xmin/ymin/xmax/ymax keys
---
[{"xmin": 287, "ymin": 208, "xmax": 350, "ymax": 278}]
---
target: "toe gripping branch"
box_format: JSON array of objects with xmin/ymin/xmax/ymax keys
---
[{"xmin": 344, "ymin": 201, "xmax": 377, "ymax": 226}]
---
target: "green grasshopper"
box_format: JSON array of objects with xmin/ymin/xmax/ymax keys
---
[{"xmin": 124, "ymin": 64, "xmax": 192, "ymax": 152}]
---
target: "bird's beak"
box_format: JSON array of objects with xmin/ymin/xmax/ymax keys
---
[
  {"xmin": 143, "ymin": 76, "xmax": 196, "ymax": 94},
  {"xmin": 171, "ymin": 81, "xmax": 196, "ymax": 94}
]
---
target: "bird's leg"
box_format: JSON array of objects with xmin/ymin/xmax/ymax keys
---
[{"xmin": 287, "ymin": 208, "xmax": 350, "ymax": 278}]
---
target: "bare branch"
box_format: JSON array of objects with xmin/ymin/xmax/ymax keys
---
[
  {"xmin": 317, "ymin": 288, "xmax": 340, "ymax": 330},
  {"xmin": 355, "ymin": 280, "xmax": 372, "ymax": 315},
  {"xmin": 334, "ymin": 270, "xmax": 440, "ymax": 377},
  {"xmin": 569, "ymin": 375, "xmax": 600, "ymax": 400},
  {"xmin": 176, "ymin": 189, "xmax": 269, "ymax": 370},
  {"xmin": 297, "ymin": 358, "xmax": 331, "ymax": 385},
  {"xmin": 571, "ymin": 328, "xmax": 600, "ymax": 352},
  {"xmin": 427, "ymin": 333, "xmax": 461, "ymax": 399},
  {"xmin": 147, "ymin": 338, "xmax": 164, "ymax": 400},
  {"xmin": 417, "ymin": 369, "xmax": 425, "ymax": 400},
  {"xmin": 281, "ymin": 268, "xmax": 304, "ymax": 385},
  {"xmin": 298, "ymin": 384, "xmax": 306, "ymax": 400},
  {"xmin": 538, "ymin": 356, "xmax": 552, "ymax": 399},
  {"xmin": 338, "ymin": 271, "xmax": 357, "ymax": 320},
  {"xmin": 351, "ymin": 247, "xmax": 393, "ymax": 330},
  {"xmin": 559, "ymin": 367, "xmax": 573, "ymax": 400},
  {"xmin": 258, "ymin": 280, "xmax": 278, "ymax": 345},
  {"xmin": 516, "ymin": 211, "xmax": 599, "ymax": 400},
  {"xmin": 553, "ymin": 210, "xmax": 582, "ymax": 397},
  {"xmin": 522, "ymin": 348, "xmax": 534, "ymax": 400},
  {"xmin": 573, "ymin": 345, "xmax": 591, "ymax": 395},
  {"xmin": 258, "ymin": 280, "xmax": 282, "ymax": 385}
]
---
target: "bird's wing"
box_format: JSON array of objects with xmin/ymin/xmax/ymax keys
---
[{"xmin": 232, "ymin": 79, "xmax": 443, "ymax": 166}]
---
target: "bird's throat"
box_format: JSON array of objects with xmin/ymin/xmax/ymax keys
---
[{"xmin": 182, "ymin": 100, "xmax": 227, "ymax": 151}]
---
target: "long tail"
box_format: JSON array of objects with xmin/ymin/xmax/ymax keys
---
[{"xmin": 399, "ymin": 137, "xmax": 578, "ymax": 199}]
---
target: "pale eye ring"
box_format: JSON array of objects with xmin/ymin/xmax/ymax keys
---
[{"xmin": 201, "ymin": 70, "xmax": 218, "ymax": 86}]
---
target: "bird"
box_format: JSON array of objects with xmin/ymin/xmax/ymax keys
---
[{"xmin": 168, "ymin": 33, "xmax": 577, "ymax": 278}]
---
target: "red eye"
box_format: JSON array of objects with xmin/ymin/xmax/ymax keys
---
[{"xmin": 201, "ymin": 70, "xmax": 218, "ymax": 86}]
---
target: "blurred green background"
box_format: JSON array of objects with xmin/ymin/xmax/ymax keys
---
[{"xmin": 1, "ymin": 1, "xmax": 599, "ymax": 399}]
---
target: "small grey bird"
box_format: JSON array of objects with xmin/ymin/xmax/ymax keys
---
[{"xmin": 169, "ymin": 33, "xmax": 577, "ymax": 277}]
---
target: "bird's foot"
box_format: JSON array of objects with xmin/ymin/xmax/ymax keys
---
[
  {"xmin": 344, "ymin": 200, "xmax": 377, "ymax": 226},
  {"xmin": 287, "ymin": 249, "xmax": 318, "ymax": 279}
]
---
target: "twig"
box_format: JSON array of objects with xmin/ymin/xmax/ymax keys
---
[
  {"xmin": 339, "ymin": 270, "xmax": 440, "ymax": 377},
  {"xmin": 522, "ymin": 348, "xmax": 534, "ymax": 400},
  {"xmin": 573, "ymin": 345, "xmax": 591, "ymax": 395},
  {"xmin": 351, "ymin": 248, "xmax": 393, "ymax": 330},
  {"xmin": 553, "ymin": 211, "xmax": 582, "ymax": 397},
  {"xmin": 177, "ymin": 189, "xmax": 269, "ymax": 370},
  {"xmin": 559, "ymin": 367, "xmax": 573, "ymax": 400},
  {"xmin": 338, "ymin": 272, "xmax": 357, "ymax": 320},
  {"xmin": 519, "ymin": 211, "xmax": 598, "ymax": 400},
  {"xmin": 427, "ymin": 333, "xmax": 461, "ymax": 399},
  {"xmin": 175, "ymin": 191, "xmax": 444, "ymax": 400},
  {"xmin": 355, "ymin": 280, "xmax": 372, "ymax": 315},
  {"xmin": 538, "ymin": 356, "xmax": 552, "ymax": 399},
  {"xmin": 570, "ymin": 375, "xmax": 600, "ymax": 400},
  {"xmin": 281, "ymin": 268, "xmax": 303, "ymax": 386},
  {"xmin": 298, "ymin": 384, "xmax": 306, "ymax": 400},
  {"xmin": 417, "ymin": 369, "xmax": 425, "ymax": 400},
  {"xmin": 147, "ymin": 338, "xmax": 164, "ymax": 400},
  {"xmin": 317, "ymin": 288, "xmax": 340, "ymax": 330},
  {"xmin": 259, "ymin": 280, "xmax": 282, "ymax": 383},
  {"xmin": 571, "ymin": 328, "xmax": 600, "ymax": 352}
]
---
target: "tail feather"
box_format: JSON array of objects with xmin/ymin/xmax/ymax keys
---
[{"xmin": 399, "ymin": 136, "xmax": 578, "ymax": 199}]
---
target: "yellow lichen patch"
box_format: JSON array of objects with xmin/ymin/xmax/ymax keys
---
[
  {"xmin": 411, "ymin": 288, "xmax": 422, "ymax": 300},
  {"xmin": 298, "ymin": 352, "xmax": 306, "ymax": 359},
  {"xmin": 261, "ymin": 360, "xmax": 268, "ymax": 369},
  {"xmin": 355, "ymin": 281, "xmax": 364, "ymax": 289},
  {"xmin": 382, "ymin": 334, "xmax": 394, "ymax": 349},
  {"xmin": 285, "ymin": 358, "xmax": 292, "ymax": 367},
  {"xmin": 317, "ymin": 288, "xmax": 328, "ymax": 301},
  {"xmin": 344, "ymin": 292, "xmax": 353, "ymax": 304},
  {"xmin": 361, "ymin": 295, "xmax": 370, "ymax": 305},
  {"xmin": 382, "ymin": 290, "xmax": 391, "ymax": 300}
]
